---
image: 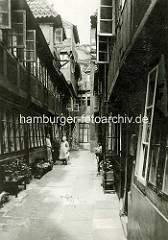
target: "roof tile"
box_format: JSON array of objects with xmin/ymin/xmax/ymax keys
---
[{"xmin": 26, "ymin": 0, "xmax": 59, "ymax": 18}]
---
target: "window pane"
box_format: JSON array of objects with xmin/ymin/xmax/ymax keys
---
[
  {"xmin": 27, "ymin": 31, "xmax": 34, "ymax": 40},
  {"xmin": 55, "ymin": 28, "xmax": 62, "ymax": 43},
  {"xmin": 142, "ymin": 144, "xmax": 148, "ymax": 178},
  {"xmin": 10, "ymin": 10, "xmax": 26, "ymax": 48},
  {"xmin": 0, "ymin": 0, "xmax": 10, "ymax": 29},
  {"xmin": 100, "ymin": 7, "xmax": 112, "ymax": 19},
  {"xmin": 144, "ymin": 108, "xmax": 152, "ymax": 142},
  {"xmin": 148, "ymin": 69, "xmax": 157, "ymax": 106},
  {"xmin": 20, "ymin": 123, "xmax": 25, "ymax": 150},
  {"xmin": 163, "ymin": 159, "xmax": 168, "ymax": 194},
  {"xmin": 99, "ymin": 41, "xmax": 108, "ymax": 52},
  {"xmin": 0, "ymin": 12, "xmax": 9, "ymax": 26},
  {"xmin": 99, "ymin": 52, "xmax": 108, "ymax": 61},
  {"xmin": 149, "ymin": 146, "xmax": 160, "ymax": 184},
  {"xmin": 101, "ymin": 0, "xmax": 112, "ymax": 6},
  {"xmin": 100, "ymin": 20, "xmax": 112, "ymax": 34},
  {"xmin": 25, "ymin": 30, "xmax": 36, "ymax": 62},
  {"xmin": 11, "ymin": 35, "xmax": 24, "ymax": 46},
  {"xmin": 12, "ymin": 24, "xmax": 24, "ymax": 34},
  {"xmin": 12, "ymin": 11, "xmax": 24, "ymax": 23},
  {"xmin": 148, "ymin": 127, "xmax": 161, "ymax": 184}
]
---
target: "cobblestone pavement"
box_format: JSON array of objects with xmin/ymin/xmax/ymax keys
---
[{"xmin": 0, "ymin": 150, "xmax": 126, "ymax": 240}]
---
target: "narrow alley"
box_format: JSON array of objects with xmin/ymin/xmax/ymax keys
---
[{"xmin": 0, "ymin": 151, "xmax": 126, "ymax": 240}]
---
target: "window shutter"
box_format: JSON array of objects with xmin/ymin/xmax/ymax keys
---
[
  {"xmin": 25, "ymin": 30, "xmax": 36, "ymax": 62},
  {"xmin": 10, "ymin": 10, "xmax": 26, "ymax": 48},
  {"xmin": 55, "ymin": 28, "xmax": 62, "ymax": 43},
  {"xmin": 97, "ymin": 0, "xmax": 115, "ymax": 37},
  {"xmin": 0, "ymin": 0, "xmax": 11, "ymax": 29}
]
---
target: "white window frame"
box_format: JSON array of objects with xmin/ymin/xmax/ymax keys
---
[
  {"xmin": 10, "ymin": 10, "xmax": 26, "ymax": 49},
  {"xmin": 97, "ymin": 0, "xmax": 116, "ymax": 37},
  {"xmin": 0, "ymin": 0, "xmax": 11, "ymax": 29},
  {"xmin": 97, "ymin": 35, "xmax": 109, "ymax": 64},
  {"xmin": 25, "ymin": 30, "xmax": 36, "ymax": 62},
  {"xmin": 136, "ymin": 65, "xmax": 159, "ymax": 185},
  {"xmin": 162, "ymin": 144, "xmax": 168, "ymax": 194}
]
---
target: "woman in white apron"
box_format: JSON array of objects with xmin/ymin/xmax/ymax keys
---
[{"xmin": 59, "ymin": 136, "xmax": 70, "ymax": 164}]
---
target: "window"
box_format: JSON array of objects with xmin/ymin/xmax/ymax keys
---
[
  {"xmin": 79, "ymin": 123, "xmax": 90, "ymax": 143},
  {"xmin": 97, "ymin": 36, "xmax": 109, "ymax": 64},
  {"xmin": 162, "ymin": 136, "xmax": 168, "ymax": 194},
  {"xmin": 55, "ymin": 28, "xmax": 63, "ymax": 43},
  {"xmin": 136, "ymin": 65, "xmax": 159, "ymax": 184},
  {"xmin": 78, "ymin": 96, "xmax": 86, "ymax": 107},
  {"xmin": 31, "ymin": 61, "xmax": 37, "ymax": 76},
  {"xmin": 33, "ymin": 123, "xmax": 37, "ymax": 147},
  {"xmin": 105, "ymin": 121, "xmax": 120, "ymax": 154},
  {"xmin": 20, "ymin": 122, "xmax": 25, "ymax": 150},
  {"xmin": 148, "ymin": 126, "xmax": 161, "ymax": 185},
  {"xmin": 1, "ymin": 113, "xmax": 8, "ymax": 154},
  {"xmin": 87, "ymin": 97, "xmax": 90, "ymax": 106},
  {"xmin": 74, "ymin": 103, "xmax": 79, "ymax": 112},
  {"xmin": 0, "ymin": 0, "xmax": 11, "ymax": 29},
  {"xmin": 40, "ymin": 123, "xmax": 45, "ymax": 146},
  {"xmin": 25, "ymin": 30, "xmax": 36, "ymax": 62},
  {"xmin": 10, "ymin": 10, "xmax": 26, "ymax": 48},
  {"xmin": 36, "ymin": 123, "xmax": 40, "ymax": 147},
  {"xmin": 29, "ymin": 123, "xmax": 34, "ymax": 148},
  {"xmin": 14, "ymin": 112, "xmax": 21, "ymax": 151},
  {"xmin": 97, "ymin": 0, "xmax": 116, "ymax": 36},
  {"xmin": 7, "ymin": 111, "xmax": 15, "ymax": 152}
]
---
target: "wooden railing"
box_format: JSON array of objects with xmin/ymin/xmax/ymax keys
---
[{"xmin": 0, "ymin": 43, "xmax": 68, "ymax": 116}]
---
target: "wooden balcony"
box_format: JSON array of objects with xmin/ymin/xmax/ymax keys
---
[{"xmin": 0, "ymin": 43, "xmax": 68, "ymax": 116}]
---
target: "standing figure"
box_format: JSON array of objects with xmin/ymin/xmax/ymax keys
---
[
  {"xmin": 95, "ymin": 144, "xmax": 103, "ymax": 175},
  {"xmin": 62, "ymin": 136, "xmax": 70, "ymax": 160},
  {"xmin": 52, "ymin": 137, "xmax": 60, "ymax": 164},
  {"xmin": 59, "ymin": 139, "xmax": 68, "ymax": 165},
  {"xmin": 46, "ymin": 134, "xmax": 52, "ymax": 163}
]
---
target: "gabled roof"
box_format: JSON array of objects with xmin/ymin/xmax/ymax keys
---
[
  {"xmin": 26, "ymin": 0, "xmax": 59, "ymax": 18},
  {"xmin": 27, "ymin": 0, "xmax": 65, "ymax": 38}
]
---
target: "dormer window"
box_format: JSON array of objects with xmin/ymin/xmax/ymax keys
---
[{"xmin": 55, "ymin": 28, "xmax": 63, "ymax": 44}]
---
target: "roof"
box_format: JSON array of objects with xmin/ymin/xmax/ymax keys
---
[{"xmin": 26, "ymin": 0, "xmax": 59, "ymax": 18}]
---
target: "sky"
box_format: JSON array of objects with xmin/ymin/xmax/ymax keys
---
[{"xmin": 48, "ymin": 0, "xmax": 98, "ymax": 45}]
